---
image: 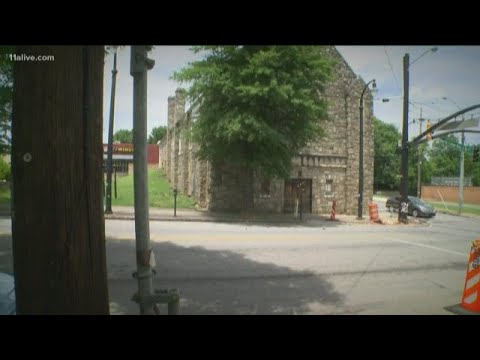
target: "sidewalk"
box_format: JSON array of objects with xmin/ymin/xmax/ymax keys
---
[
  {"xmin": 105, "ymin": 206, "xmax": 333, "ymax": 225},
  {"xmin": 104, "ymin": 205, "xmax": 427, "ymax": 227},
  {"xmin": 1, "ymin": 202, "xmax": 427, "ymax": 227}
]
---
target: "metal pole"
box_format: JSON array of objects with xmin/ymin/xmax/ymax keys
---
[
  {"xmin": 417, "ymin": 109, "xmax": 423, "ymax": 198},
  {"xmin": 105, "ymin": 49, "xmax": 118, "ymax": 214},
  {"xmin": 357, "ymin": 79, "xmax": 375, "ymax": 220},
  {"xmin": 173, "ymin": 189, "xmax": 177, "ymax": 217},
  {"xmin": 114, "ymin": 166, "xmax": 117, "ymax": 199},
  {"xmin": 358, "ymin": 93, "xmax": 364, "ymax": 220},
  {"xmin": 300, "ymin": 183, "xmax": 303, "ymax": 220},
  {"xmin": 131, "ymin": 46, "xmax": 155, "ymax": 315},
  {"xmin": 399, "ymin": 54, "xmax": 409, "ymax": 224},
  {"xmin": 458, "ymin": 130, "xmax": 465, "ymax": 215}
]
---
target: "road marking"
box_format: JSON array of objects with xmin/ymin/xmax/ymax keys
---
[{"xmin": 390, "ymin": 238, "xmax": 468, "ymax": 257}]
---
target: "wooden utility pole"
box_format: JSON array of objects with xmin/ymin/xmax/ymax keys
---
[
  {"xmin": 11, "ymin": 46, "xmax": 109, "ymax": 314},
  {"xmin": 399, "ymin": 53, "xmax": 409, "ymax": 224}
]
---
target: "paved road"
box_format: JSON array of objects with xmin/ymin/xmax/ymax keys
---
[
  {"xmin": 1, "ymin": 211, "xmax": 478, "ymax": 315},
  {"xmin": 104, "ymin": 212, "xmax": 478, "ymax": 315}
]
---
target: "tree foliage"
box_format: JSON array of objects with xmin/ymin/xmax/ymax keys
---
[
  {"xmin": 148, "ymin": 126, "xmax": 167, "ymax": 144},
  {"xmin": 429, "ymin": 135, "xmax": 462, "ymax": 177},
  {"xmin": 113, "ymin": 129, "xmax": 133, "ymax": 143},
  {"xmin": 173, "ymin": 46, "xmax": 335, "ymax": 180},
  {"xmin": 373, "ymin": 117, "xmax": 401, "ymax": 190},
  {"xmin": 426, "ymin": 134, "xmax": 480, "ymax": 186},
  {"xmin": 373, "ymin": 117, "xmax": 433, "ymax": 195},
  {"xmin": 408, "ymin": 141, "xmax": 433, "ymax": 196},
  {"xmin": 0, "ymin": 46, "xmax": 13, "ymax": 155}
]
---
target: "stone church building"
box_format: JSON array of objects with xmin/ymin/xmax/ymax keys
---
[{"xmin": 159, "ymin": 46, "xmax": 374, "ymax": 215}]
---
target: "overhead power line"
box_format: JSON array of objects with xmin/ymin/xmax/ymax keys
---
[{"xmin": 384, "ymin": 46, "xmax": 401, "ymax": 94}]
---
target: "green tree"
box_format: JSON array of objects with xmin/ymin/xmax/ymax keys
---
[
  {"xmin": 428, "ymin": 134, "xmax": 462, "ymax": 177},
  {"xmin": 174, "ymin": 46, "xmax": 334, "ymax": 209},
  {"xmin": 425, "ymin": 135, "xmax": 480, "ymax": 186},
  {"xmin": 471, "ymin": 163, "xmax": 480, "ymax": 186},
  {"xmin": 463, "ymin": 144, "xmax": 480, "ymax": 186},
  {"xmin": 373, "ymin": 117, "xmax": 401, "ymax": 191},
  {"xmin": 0, "ymin": 46, "xmax": 13, "ymax": 155},
  {"xmin": 113, "ymin": 129, "xmax": 133, "ymax": 143},
  {"xmin": 408, "ymin": 141, "xmax": 433, "ymax": 196},
  {"xmin": 148, "ymin": 125, "xmax": 167, "ymax": 144}
]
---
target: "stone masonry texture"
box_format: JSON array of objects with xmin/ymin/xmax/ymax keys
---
[{"xmin": 159, "ymin": 46, "xmax": 374, "ymax": 215}]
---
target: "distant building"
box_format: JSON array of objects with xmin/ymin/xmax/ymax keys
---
[
  {"xmin": 103, "ymin": 143, "xmax": 159, "ymax": 174},
  {"xmin": 160, "ymin": 46, "xmax": 374, "ymax": 215}
]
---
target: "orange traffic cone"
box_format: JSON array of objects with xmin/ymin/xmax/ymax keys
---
[
  {"xmin": 330, "ymin": 199, "xmax": 337, "ymax": 221},
  {"xmin": 461, "ymin": 239, "xmax": 480, "ymax": 313},
  {"xmin": 368, "ymin": 201, "xmax": 383, "ymax": 224}
]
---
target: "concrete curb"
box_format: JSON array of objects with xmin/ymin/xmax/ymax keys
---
[
  {"xmin": 104, "ymin": 214, "xmax": 318, "ymax": 225},
  {"xmin": 104, "ymin": 213, "xmax": 431, "ymax": 227}
]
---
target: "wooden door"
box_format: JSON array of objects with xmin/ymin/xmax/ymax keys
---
[{"xmin": 284, "ymin": 179, "xmax": 312, "ymax": 213}]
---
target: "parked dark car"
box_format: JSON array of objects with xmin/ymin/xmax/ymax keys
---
[
  {"xmin": 386, "ymin": 195, "xmax": 436, "ymax": 218},
  {"xmin": 0, "ymin": 272, "xmax": 15, "ymax": 315}
]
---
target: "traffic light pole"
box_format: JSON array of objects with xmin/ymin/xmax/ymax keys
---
[
  {"xmin": 417, "ymin": 109, "xmax": 423, "ymax": 198},
  {"xmin": 458, "ymin": 130, "xmax": 465, "ymax": 215},
  {"xmin": 410, "ymin": 104, "xmax": 480, "ymax": 147}
]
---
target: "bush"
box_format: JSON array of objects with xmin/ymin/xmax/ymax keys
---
[{"xmin": 0, "ymin": 157, "xmax": 11, "ymax": 181}]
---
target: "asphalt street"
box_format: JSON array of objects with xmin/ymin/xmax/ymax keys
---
[
  {"xmin": 104, "ymin": 210, "xmax": 477, "ymax": 315},
  {"xmin": 1, "ymin": 209, "xmax": 478, "ymax": 315}
]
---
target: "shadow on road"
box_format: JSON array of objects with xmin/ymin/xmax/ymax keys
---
[
  {"xmin": 0, "ymin": 232, "xmax": 344, "ymax": 315},
  {"xmin": 0, "ymin": 234, "xmax": 13, "ymax": 275},
  {"xmin": 107, "ymin": 238, "xmax": 344, "ymax": 315}
]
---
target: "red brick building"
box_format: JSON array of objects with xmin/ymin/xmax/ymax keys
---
[{"xmin": 103, "ymin": 143, "xmax": 159, "ymax": 174}]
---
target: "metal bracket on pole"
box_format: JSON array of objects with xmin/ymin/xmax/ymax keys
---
[{"xmin": 131, "ymin": 289, "xmax": 180, "ymax": 315}]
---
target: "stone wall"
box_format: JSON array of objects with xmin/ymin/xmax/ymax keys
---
[
  {"xmin": 165, "ymin": 96, "xmax": 175, "ymax": 180},
  {"xmin": 253, "ymin": 177, "xmax": 284, "ymax": 212},
  {"xmin": 249, "ymin": 46, "xmax": 374, "ymax": 215},
  {"xmin": 161, "ymin": 46, "xmax": 374, "ymax": 215},
  {"xmin": 160, "ymin": 96, "xmax": 211, "ymax": 209}
]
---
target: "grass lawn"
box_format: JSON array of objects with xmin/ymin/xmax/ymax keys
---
[
  {"xmin": 0, "ymin": 182, "xmax": 10, "ymax": 206},
  {"xmin": 0, "ymin": 169, "xmax": 196, "ymax": 209},
  {"xmin": 423, "ymin": 200, "xmax": 480, "ymax": 217},
  {"xmin": 108, "ymin": 167, "xmax": 196, "ymax": 209},
  {"xmin": 373, "ymin": 194, "xmax": 480, "ymax": 217}
]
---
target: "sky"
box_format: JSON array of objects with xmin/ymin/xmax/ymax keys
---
[{"xmin": 102, "ymin": 46, "xmax": 480, "ymax": 145}]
